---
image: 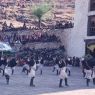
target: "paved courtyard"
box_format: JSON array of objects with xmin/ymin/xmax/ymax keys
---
[{"xmin": 0, "ymin": 66, "xmax": 95, "ymax": 95}]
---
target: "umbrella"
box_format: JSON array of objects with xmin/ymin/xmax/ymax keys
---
[{"xmin": 0, "ymin": 42, "xmax": 12, "ymax": 51}]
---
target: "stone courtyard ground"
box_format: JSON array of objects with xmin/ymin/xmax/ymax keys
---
[{"xmin": 0, "ymin": 66, "xmax": 95, "ymax": 95}]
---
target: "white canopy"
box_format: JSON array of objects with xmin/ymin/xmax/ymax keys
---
[{"xmin": 0, "ymin": 42, "xmax": 12, "ymax": 51}]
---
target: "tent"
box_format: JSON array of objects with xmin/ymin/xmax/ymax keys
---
[
  {"xmin": 0, "ymin": 42, "xmax": 12, "ymax": 51},
  {"xmin": 0, "ymin": 42, "xmax": 12, "ymax": 55}
]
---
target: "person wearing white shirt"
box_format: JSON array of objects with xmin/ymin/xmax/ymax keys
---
[
  {"xmin": 4, "ymin": 66, "xmax": 12, "ymax": 85},
  {"xmin": 84, "ymin": 66, "xmax": 92, "ymax": 86},
  {"xmin": 59, "ymin": 59, "xmax": 69, "ymax": 87},
  {"xmin": 28, "ymin": 59, "xmax": 36, "ymax": 87}
]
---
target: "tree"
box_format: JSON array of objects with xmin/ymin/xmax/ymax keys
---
[{"xmin": 32, "ymin": 4, "xmax": 51, "ymax": 29}]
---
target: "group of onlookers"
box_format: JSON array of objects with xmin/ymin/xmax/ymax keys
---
[
  {"xmin": 54, "ymin": 21, "xmax": 74, "ymax": 29},
  {"xmin": 0, "ymin": 33, "xmax": 59, "ymax": 45}
]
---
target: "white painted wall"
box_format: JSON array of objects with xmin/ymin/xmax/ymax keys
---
[{"xmin": 66, "ymin": 0, "xmax": 90, "ymax": 57}]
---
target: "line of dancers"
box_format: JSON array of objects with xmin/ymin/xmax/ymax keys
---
[{"xmin": 0, "ymin": 56, "xmax": 95, "ymax": 87}]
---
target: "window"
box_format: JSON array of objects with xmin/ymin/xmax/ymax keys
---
[
  {"xmin": 90, "ymin": 0, "xmax": 95, "ymax": 11},
  {"xmin": 87, "ymin": 16, "xmax": 95, "ymax": 36}
]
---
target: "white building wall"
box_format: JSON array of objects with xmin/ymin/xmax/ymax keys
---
[{"xmin": 67, "ymin": 0, "xmax": 90, "ymax": 57}]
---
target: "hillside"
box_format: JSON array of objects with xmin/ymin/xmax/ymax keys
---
[{"xmin": 0, "ymin": 0, "xmax": 75, "ymax": 29}]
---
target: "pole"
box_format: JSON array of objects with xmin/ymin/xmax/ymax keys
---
[{"xmin": 2, "ymin": 51, "xmax": 3, "ymax": 56}]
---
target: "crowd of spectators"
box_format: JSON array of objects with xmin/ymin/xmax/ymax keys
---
[
  {"xmin": 0, "ymin": 32, "xmax": 60, "ymax": 45},
  {"xmin": 1, "ymin": 21, "xmax": 74, "ymax": 32},
  {"xmin": 17, "ymin": 46, "xmax": 65, "ymax": 66},
  {"xmin": 0, "ymin": 22, "xmax": 61, "ymax": 45},
  {"xmin": 0, "ymin": 21, "xmax": 73, "ymax": 46},
  {"xmin": 54, "ymin": 21, "xmax": 74, "ymax": 29}
]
